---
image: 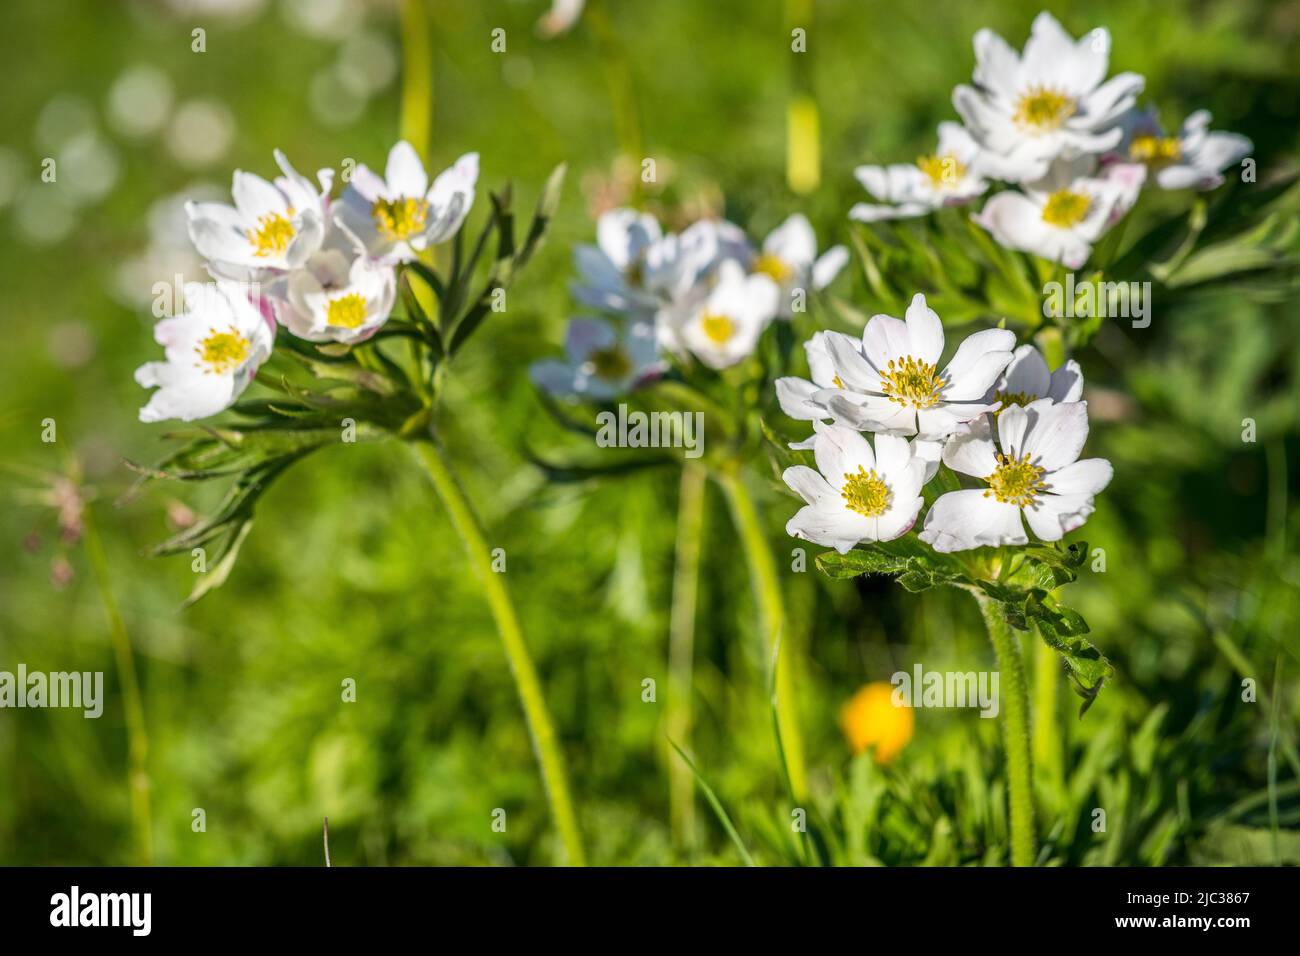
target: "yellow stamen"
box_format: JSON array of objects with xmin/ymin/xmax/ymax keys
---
[
  {"xmin": 880, "ymin": 356, "xmax": 943, "ymax": 409},
  {"xmin": 1129, "ymin": 133, "xmax": 1181, "ymax": 167},
  {"xmin": 752, "ymin": 253, "xmax": 794, "ymax": 284},
  {"xmin": 840, "ymin": 465, "xmax": 891, "ymax": 517},
  {"xmin": 245, "ymin": 209, "xmax": 296, "ymax": 258},
  {"xmin": 372, "ymin": 196, "xmax": 430, "ymax": 241},
  {"xmin": 325, "ymin": 292, "xmax": 368, "ymax": 329},
  {"xmin": 194, "ymin": 326, "xmax": 250, "ymax": 375},
  {"xmin": 701, "ymin": 312, "xmax": 735, "ymax": 345},
  {"xmin": 1013, "ymin": 85, "xmax": 1076, "ymax": 131},
  {"xmin": 984, "ymin": 452, "xmax": 1047, "ymax": 508},
  {"xmin": 832, "ymin": 375, "xmax": 845, "ymax": 388},
  {"xmin": 916, "ymin": 153, "xmax": 966, "ymax": 188},
  {"xmin": 1041, "ymin": 189, "xmax": 1091, "ymax": 228},
  {"xmin": 588, "ymin": 345, "xmax": 632, "ymax": 381},
  {"xmin": 993, "ymin": 389, "xmax": 1036, "ymax": 417}
]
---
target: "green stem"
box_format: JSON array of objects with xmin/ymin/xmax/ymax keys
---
[
  {"xmin": 82, "ymin": 505, "xmax": 153, "ymax": 866},
  {"xmin": 411, "ymin": 437, "xmax": 585, "ymax": 865},
  {"xmin": 1032, "ymin": 635, "xmax": 1063, "ymax": 796},
  {"xmin": 667, "ymin": 463, "xmax": 707, "ymax": 850},
  {"xmin": 974, "ymin": 590, "xmax": 1035, "ymax": 867},
  {"xmin": 399, "ymin": 0, "xmax": 432, "ymax": 161},
  {"xmin": 714, "ymin": 469, "xmax": 808, "ymax": 800}
]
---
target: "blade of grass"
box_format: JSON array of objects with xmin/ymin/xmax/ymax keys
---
[{"xmin": 668, "ymin": 740, "xmax": 756, "ymax": 866}]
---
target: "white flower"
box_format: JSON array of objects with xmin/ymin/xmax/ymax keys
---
[
  {"xmin": 1113, "ymin": 107, "xmax": 1253, "ymax": 191},
  {"xmin": 537, "ymin": 0, "xmax": 585, "ymax": 37},
  {"xmin": 953, "ymin": 12, "xmax": 1144, "ymax": 183},
  {"xmin": 674, "ymin": 260, "xmax": 779, "ymax": 370},
  {"xmin": 571, "ymin": 207, "xmax": 664, "ymax": 313},
  {"xmin": 984, "ymin": 343, "xmax": 1083, "ymax": 409},
  {"xmin": 135, "ymin": 280, "xmax": 274, "ymax": 422},
  {"xmin": 334, "ymin": 141, "xmax": 477, "ymax": 265},
  {"xmin": 816, "ymin": 293, "xmax": 1016, "ymax": 440},
  {"xmin": 975, "ymin": 155, "xmax": 1137, "ymax": 268},
  {"xmin": 776, "ymin": 330, "xmax": 855, "ymax": 421},
  {"xmin": 782, "ymin": 423, "xmax": 931, "ymax": 553},
  {"xmin": 850, "ymin": 122, "xmax": 989, "ymax": 222},
  {"xmin": 268, "ymin": 230, "xmax": 396, "ymax": 344},
  {"xmin": 752, "ymin": 214, "xmax": 847, "ymax": 316},
  {"xmin": 186, "ymin": 149, "xmax": 330, "ymax": 280},
  {"xmin": 919, "ymin": 399, "xmax": 1112, "ymax": 552},
  {"xmin": 530, "ymin": 317, "xmax": 659, "ymax": 399}
]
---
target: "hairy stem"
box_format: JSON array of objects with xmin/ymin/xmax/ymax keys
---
[
  {"xmin": 82, "ymin": 505, "xmax": 153, "ymax": 866},
  {"xmin": 412, "ymin": 438, "xmax": 586, "ymax": 865},
  {"xmin": 715, "ymin": 469, "xmax": 808, "ymax": 800},
  {"xmin": 974, "ymin": 590, "xmax": 1035, "ymax": 866},
  {"xmin": 1032, "ymin": 635, "xmax": 1063, "ymax": 797},
  {"xmin": 667, "ymin": 463, "xmax": 706, "ymax": 849}
]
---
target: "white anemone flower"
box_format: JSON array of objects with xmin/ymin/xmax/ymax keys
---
[
  {"xmin": 975, "ymin": 155, "xmax": 1137, "ymax": 268},
  {"xmin": 186, "ymin": 149, "xmax": 330, "ymax": 280},
  {"xmin": 675, "ymin": 260, "xmax": 779, "ymax": 370},
  {"xmin": 752, "ymin": 214, "xmax": 847, "ymax": 317},
  {"xmin": 1113, "ymin": 107, "xmax": 1253, "ymax": 191},
  {"xmin": 850, "ymin": 122, "xmax": 989, "ymax": 222},
  {"xmin": 269, "ymin": 231, "xmax": 396, "ymax": 344},
  {"xmin": 335, "ymin": 141, "xmax": 477, "ymax": 265},
  {"xmin": 984, "ymin": 343, "xmax": 1083, "ymax": 410},
  {"xmin": 783, "ymin": 423, "xmax": 931, "ymax": 553},
  {"xmin": 135, "ymin": 280, "xmax": 274, "ymax": 422},
  {"xmin": 530, "ymin": 316, "xmax": 659, "ymax": 399},
  {"xmin": 952, "ymin": 12, "xmax": 1144, "ymax": 183},
  {"xmin": 919, "ymin": 399, "xmax": 1112, "ymax": 552},
  {"xmin": 571, "ymin": 207, "xmax": 664, "ymax": 313},
  {"xmin": 776, "ymin": 330, "xmax": 856, "ymax": 422},
  {"xmin": 816, "ymin": 293, "xmax": 1016, "ymax": 441},
  {"xmin": 537, "ymin": 0, "xmax": 585, "ymax": 37}
]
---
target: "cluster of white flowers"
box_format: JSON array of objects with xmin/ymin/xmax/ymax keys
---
[
  {"xmin": 851, "ymin": 11, "xmax": 1253, "ymax": 268},
  {"xmin": 135, "ymin": 141, "xmax": 478, "ymax": 422},
  {"xmin": 531, "ymin": 209, "xmax": 847, "ymax": 397},
  {"xmin": 777, "ymin": 293, "xmax": 1111, "ymax": 554}
]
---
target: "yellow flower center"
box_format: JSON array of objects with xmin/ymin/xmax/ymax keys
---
[
  {"xmin": 1041, "ymin": 189, "xmax": 1091, "ymax": 228},
  {"xmin": 1014, "ymin": 86, "xmax": 1076, "ymax": 131},
  {"xmin": 984, "ymin": 452, "xmax": 1047, "ymax": 508},
  {"xmin": 917, "ymin": 153, "xmax": 967, "ymax": 188},
  {"xmin": 840, "ymin": 465, "xmax": 891, "ymax": 517},
  {"xmin": 700, "ymin": 312, "xmax": 735, "ymax": 345},
  {"xmin": 195, "ymin": 326, "xmax": 250, "ymax": 375},
  {"xmin": 588, "ymin": 345, "xmax": 632, "ymax": 381},
  {"xmin": 1129, "ymin": 133, "xmax": 1182, "ymax": 167},
  {"xmin": 245, "ymin": 209, "xmax": 296, "ymax": 258},
  {"xmin": 752, "ymin": 253, "xmax": 794, "ymax": 284},
  {"xmin": 832, "ymin": 375, "xmax": 844, "ymax": 388},
  {"xmin": 372, "ymin": 196, "xmax": 430, "ymax": 241},
  {"xmin": 993, "ymin": 389, "xmax": 1037, "ymax": 416},
  {"xmin": 880, "ymin": 356, "xmax": 943, "ymax": 409},
  {"xmin": 325, "ymin": 292, "xmax": 368, "ymax": 329}
]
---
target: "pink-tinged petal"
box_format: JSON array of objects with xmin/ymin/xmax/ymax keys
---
[
  {"xmin": 1022, "ymin": 399, "xmax": 1089, "ymax": 471},
  {"xmin": 942, "ymin": 417, "xmax": 998, "ymax": 478},
  {"xmin": 782, "ymin": 465, "xmax": 837, "ymax": 507},
  {"xmin": 875, "ymin": 494, "xmax": 925, "ymax": 542},
  {"xmin": 919, "ymin": 489, "xmax": 1027, "ymax": 552},
  {"xmin": 1044, "ymin": 457, "xmax": 1112, "ymax": 495},
  {"xmin": 904, "ymin": 293, "xmax": 944, "ymax": 366}
]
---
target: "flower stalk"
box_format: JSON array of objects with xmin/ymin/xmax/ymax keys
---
[
  {"xmin": 667, "ymin": 462, "xmax": 707, "ymax": 849},
  {"xmin": 411, "ymin": 435, "xmax": 586, "ymax": 866},
  {"xmin": 82, "ymin": 505, "xmax": 153, "ymax": 866},
  {"xmin": 974, "ymin": 589, "xmax": 1035, "ymax": 867},
  {"xmin": 715, "ymin": 468, "xmax": 808, "ymax": 800}
]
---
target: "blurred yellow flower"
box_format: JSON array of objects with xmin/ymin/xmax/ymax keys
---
[{"xmin": 841, "ymin": 681, "xmax": 914, "ymax": 763}]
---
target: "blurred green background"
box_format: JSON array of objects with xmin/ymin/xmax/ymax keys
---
[{"xmin": 1, "ymin": 0, "xmax": 1298, "ymax": 865}]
